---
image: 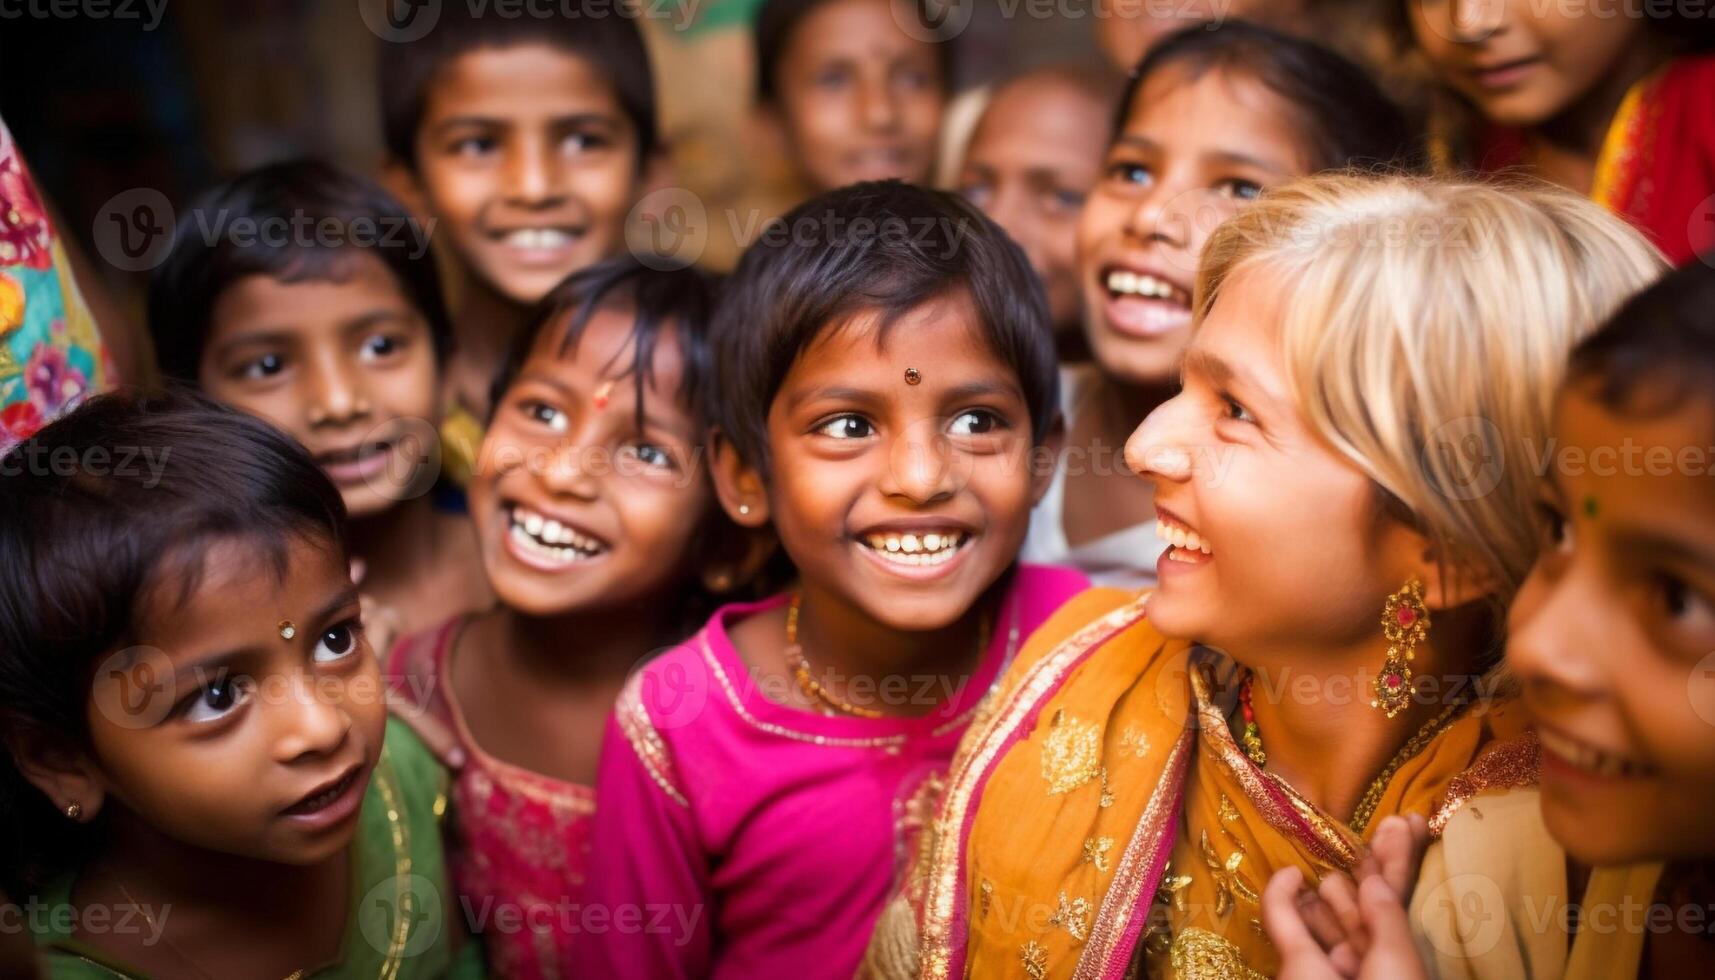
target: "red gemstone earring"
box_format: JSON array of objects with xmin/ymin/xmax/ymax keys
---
[{"xmin": 1371, "ymin": 578, "xmax": 1430, "ymax": 718}]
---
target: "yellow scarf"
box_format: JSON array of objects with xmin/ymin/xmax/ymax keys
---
[{"xmin": 902, "ymin": 588, "xmax": 1532, "ymax": 979}]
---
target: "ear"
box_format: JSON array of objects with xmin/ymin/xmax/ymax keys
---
[
  {"xmin": 1029, "ymin": 412, "xmax": 1066, "ymax": 508},
  {"xmin": 709, "ymin": 427, "xmax": 771, "ymax": 528},
  {"xmin": 379, "ymin": 157, "xmax": 431, "ymax": 221},
  {"xmin": 1386, "ymin": 524, "xmax": 1498, "ymax": 612},
  {"xmin": 8, "ymin": 731, "xmax": 106, "ymax": 825}
]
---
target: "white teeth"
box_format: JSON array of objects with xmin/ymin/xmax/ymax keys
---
[
  {"xmin": 863, "ymin": 530, "xmax": 967, "ymax": 565},
  {"xmin": 1155, "ymin": 518, "xmax": 1212, "ymax": 556},
  {"xmin": 1539, "ymin": 728, "xmax": 1650, "ymax": 778},
  {"xmin": 508, "ymin": 506, "xmax": 604, "ymax": 562},
  {"xmin": 505, "ymin": 228, "xmax": 573, "ymax": 250},
  {"xmin": 1106, "ymin": 270, "xmax": 1180, "ymax": 301}
]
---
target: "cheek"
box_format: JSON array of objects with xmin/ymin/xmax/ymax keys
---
[
  {"xmin": 421, "ymin": 165, "xmax": 491, "ymax": 224},
  {"xmin": 205, "ymin": 385, "xmax": 308, "ymax": 443},
  {"xmin": 1075, "ymin": 195, "xmax": 1121, "ymax": 275}
]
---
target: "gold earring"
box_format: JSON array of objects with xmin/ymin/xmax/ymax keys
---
[
  {"xmin": 1371, "ymin": 578, "xmax": 1430, "ymax": 719},
  {"xmin": 64, "ymin": 802, "xmax": 83, "ymax": 821}
]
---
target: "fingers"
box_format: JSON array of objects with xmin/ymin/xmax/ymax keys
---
[
  {"xmin": 1356, "ymin": 875, "xmax": 1429, "ymax": 980},
  {"xmin": 1369, "ymin": 814, "xmax": 1432, "ymax": 902},
  {"xmin": 1262, "ymin": 867, "xmax": 1332, "ymax": 962},
  {"xmin": 1318, "ymin": 873, "xmax": 1369, "ymax": 956}
]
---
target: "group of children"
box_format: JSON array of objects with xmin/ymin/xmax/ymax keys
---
[{"xmin": 0, "ymin": 1, "xmax": 1713, "ymax": 978}]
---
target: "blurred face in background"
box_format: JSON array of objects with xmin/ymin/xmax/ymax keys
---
[
  {"xmin": 771, "ymin": 0, "xmax": 946, "ymax": 193},
  {"xmin": 959, "ymin": 70, "xmax": 1114, "ymax": 339},
  {"xmin": 1093, "ymin": 0, "xmax": 1311, "ymax": 72}
]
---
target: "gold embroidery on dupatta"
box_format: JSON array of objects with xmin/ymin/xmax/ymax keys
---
[
  {"xmin": 1021, "ymin": 940, "xmax": 1049, "ymax": 978},
  {"xmin": 917, "ymin": 595, "xmax": 1152, "ymax": 980},
  {"xmin": 1041, "ymin": 709, "xmax": 1103, "ymax": 795},
  {"xmin": 1168, "ymin": 927, "xmax": 1266, "ymax": 980},
  {"xmin": 979, "ymin": 879, "xmax": 994, "ymax": 918},
  {"xmin": 1050, "ymin": 892, "xmax": 1092, "ymax": 942},
  {"xmin": 1082, "ymin": 837, "xmax": 1114, "ymax": 873},
  {"xmin": 1118, "ymin": 726, "xmax": 1150, "ymax": 758}
]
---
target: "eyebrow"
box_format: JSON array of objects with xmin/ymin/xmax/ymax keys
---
[
  {"xmin": 782, "ymin": 384, "xmax": 886, "ymax": 415},
  {"xmin": 167, "ymin": 586, "xmax": 362, "ymax": 692},
  {"xmin": 941, "ymin": 379, "xmax": 1026, "ymax": 405},
  {"xmin": 430, "ymin": 112, "xmax": 619, "ymax": 132},
  {"xmin": 512, "ymin": 371, "xmax": 696, "ymax": 439},
  {"xmin": 1180, "ymin": 348, "xmax": 1234, "ymax": 387},
  {"xmin": 1612, "ymin": 529, "xmax": 1715, "ymax": 571}
]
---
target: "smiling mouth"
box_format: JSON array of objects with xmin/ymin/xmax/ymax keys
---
[
  {"xmin": 1106, "ymin": 269, "xmax": 1190, "ymax": 306},
  {"xmin": 507, "ymin": 504, "xmax": 608, "ymax": 564},
  {"xmin": 283, "ymin": 764, "xmax": 361, "ymax": 816},
  {"xmin": 1155, "ymin": 514, "xmax": 1213, "ymax": 564},
  {"xmin": 1539, "ymin": 727, "xmax": 1655, "ymax": 779},
  {"xmin": 314, "ymin": 442, "xmax": 393, "ymax": 481},
  {"xmin": 493, "ymin": 227, "xmax": 582, "ymax": 251},
  {"xmin": 859, "ymin": 530, "xmax": 970, "ymax": 567}
]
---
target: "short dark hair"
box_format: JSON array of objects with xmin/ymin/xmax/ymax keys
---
[
  {"xmin": 148, "ymin": 159, "xmax": 453, "ymax": 383},
  {"xmin": 1119, "ymin": 20, "xmax": 1421, "ymax": 173},
  {"xmin": 1569, "ymin": 258, "xmax": 1715, "ymax": 423},
  {"xmin": 710, "ymin": 180, "xmax": 1057, "ymax": 473},
  {"xmin": 0, "ymin": 388, "xmax": 348, "ymax": 890},
  {"xmin": 377, "ymin": 6, "xmax": 658, "ymax": 169},
  {"xmin": 753, "ymin": 0, "xmax": 952, "ymax": 103},
  {"xmin": 492, "ymin": 257, "xmax": 722, "ymax": 431}
]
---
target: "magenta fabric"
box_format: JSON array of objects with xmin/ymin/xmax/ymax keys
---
[{"xmin": 576, "ymin": 563, "xmax": 1091, "ymax": 980}]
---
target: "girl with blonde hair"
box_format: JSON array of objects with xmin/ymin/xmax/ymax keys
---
[{"xmin": 862, "ymin": 172, "xmax": 1663, "ymax": 979}]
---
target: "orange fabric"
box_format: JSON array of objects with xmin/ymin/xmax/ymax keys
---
[{"xmin": 907, "ymin": 586, "xmax": 1531, "ymax": 978}]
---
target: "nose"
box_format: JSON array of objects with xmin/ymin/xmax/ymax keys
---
[
  {"xmin": 1125, "ymin": 395, "xmax": 1195, "ymax": 485},
  {"xmin": 1445, "ymin": 0, "xmax": 1507, "ymax": 43},
  {"xmin": 882, "ymin": 420, "xmax": 959, "ymax": 504},
  {"xmin": 1507, "ymin": 562, "xmax": 1607, "ymax": 707},
  {"xmin": 539, "ymin": 439, "xmax": 602, "ymax": 501},
  {"xmin": 504, "ymin": 132, "xmax": 563, "ymax": 207},
  {"xmin": 305, "ymin": 352, "xmax": 371, "ymax": 428},
  {"xmin": 858, "ymin": 73, "xmax": 902, "ymax": 132},
  {"xmin": 271, "ymin": 670, "xmax": 353, "ymax": 764},
  {"xmin": 1121, "ymin": 179, "xmax": 1192, "ymax": 252}
]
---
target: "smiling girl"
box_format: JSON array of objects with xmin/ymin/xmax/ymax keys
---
[
  {"xmin": 1404, "ymin": 0, "xmax": 1715, "ymax": 265},
  {"xmin": 0, "ymin": 391, "xmax": 476, "ymax": 978},
  {"xmin": 865, "ymin": 172, "xmax": 1663, "ymax": 979},
  {"xmin": 1023, "ymin": 21, "xmax": 1418, "ymax": 589},
  {"xmin": 385, "ymin": 258, "xmax": 726, "ymax": 979},
  {"xmin": 577, "ymin": 182, "xmax": 1088, "ymax": 979}
]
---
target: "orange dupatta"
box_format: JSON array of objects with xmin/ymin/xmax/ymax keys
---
[{"xmin": 904, "ymin": 587, "xmax": 1535, "ymax": 979}]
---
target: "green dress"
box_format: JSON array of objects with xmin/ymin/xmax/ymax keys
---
[{"xmin": 29, "ymin": 718, "xmax": 486, "ymax": 978}]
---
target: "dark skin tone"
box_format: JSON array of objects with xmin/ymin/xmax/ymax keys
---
[
  {"xmin": 456, "ymin": 305, "xmax": 712, "ymax": 784},
  {"xmin": 19, "ymin": 535, "xmax": 386, "ymax": 978},
  {"xmin": 713, "ymin": 296, "xmax": 1056, "ymax": 717}
]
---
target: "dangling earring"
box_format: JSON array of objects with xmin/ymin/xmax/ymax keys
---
[{"xmin": 1371, "ymin": 578, "xmax": 1430, "ymax": 719}]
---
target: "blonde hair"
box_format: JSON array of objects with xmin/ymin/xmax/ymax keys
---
[{"xmin": 1195, "ymin": 173, "xmax": 1665, "ymax": 602}]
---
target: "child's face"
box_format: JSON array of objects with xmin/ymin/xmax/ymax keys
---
[
  {"xmin": 1126, "ymin": 268, "xmax": 1415, "ymax": 653},
  {"xmin": 958, "ymin": 76, "xmax": 1110, "ymax": 333},
  {"xmin": 751, "ymin": 294, "xmax": 1049, "ymax": 632},
  {"xmin": 86, "ymin": 534, "xmax": 385, "ymax": 866},
  {"xmin": 199, "ymin": 254, "xmax": 441, "ymax": 520},
  {"xmin": 1410, "ymin": 0, "xmax": 1653, "ymax": 127},
  {"xmin": 1508, "ymin": 382, "xmax": 1715, "ymax": 867},
  {"xmin": 406, "ymin": 44, "xmax": 644, "ymax": 305},
  {"xmin": 1077, "ymin": 66, "xmax": 1309, "ymax": 389},
  {"xmin": 467, "ymin": 307, "xmax": 710, "ymax": 616},
  {"xmin": 773, "ymin": 0, "xmax": 944, "ymax": 193}
]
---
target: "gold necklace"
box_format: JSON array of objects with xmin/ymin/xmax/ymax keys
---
[
  {"xmin": 785, "ymin": 593, "xmax": 989, "ymax": 720},
  {"xmin": 117, "ymin": 883, "xmax": 305, "ymax": 980},
  {"xmin": 1233, "ymin": 676, "xmax": 1474, "ymax": 835}
]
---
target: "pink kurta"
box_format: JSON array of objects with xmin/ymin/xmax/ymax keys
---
[
  {"xmin": 387, "ymin": 618, "xmax": 598, "ymax": 979},
  {"xmin": 578, "ymin": 564, "xmax": 1091, "ymax": 979}
]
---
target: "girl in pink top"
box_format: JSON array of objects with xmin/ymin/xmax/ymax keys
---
[
  {"xmin": 387, "ymin": 259, "xmax": 739, "ymax": 978},
  {"xmin": 580, "ymin": 182, "xmax": 1092, "ymax": 977}
]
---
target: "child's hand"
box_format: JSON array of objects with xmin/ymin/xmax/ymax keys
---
[
  {"xmin": 1308, "ymin": 813, "xmax": 1432, "ymax": 959},
  {"xmin": 1263, "ymin": 867, "xmax": 1428, "ymax": 980}
]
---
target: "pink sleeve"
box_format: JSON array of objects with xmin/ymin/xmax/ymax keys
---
[{"xmin": 576, "ymin": 698, "xmax": 713, "ymax": 977}]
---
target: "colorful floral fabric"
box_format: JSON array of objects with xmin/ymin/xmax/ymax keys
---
[{"xmin": 0, "ymin": 116, "xmax": 109, "ymax": 449}]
